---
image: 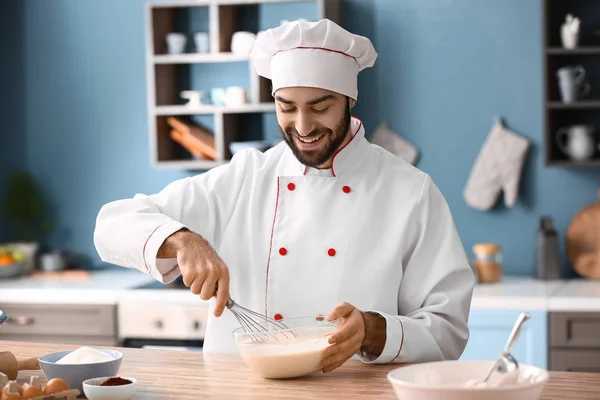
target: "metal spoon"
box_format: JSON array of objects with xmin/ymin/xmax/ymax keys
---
[{"xmin": 482, "ymin": 312, "xmax": 531, "ymax": 383}]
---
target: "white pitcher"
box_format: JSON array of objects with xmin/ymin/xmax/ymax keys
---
[{"xmin": 556, "ymin": 124, "xmax": 596, "ymax": 161}]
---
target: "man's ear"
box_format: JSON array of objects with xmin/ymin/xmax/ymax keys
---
[{"xmin": 349, "ymin": 97, "xmax": 356, "ymax": 109}]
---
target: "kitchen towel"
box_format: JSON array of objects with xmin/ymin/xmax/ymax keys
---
[
  {"xmin": 463, "ymin": 118, "xmax": 530, "ymax": 211},
  {"xmin": 370, "ymin": 121, "xmax": 419, "ymax": 165}
]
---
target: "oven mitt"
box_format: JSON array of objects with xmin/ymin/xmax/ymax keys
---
[
  {"xmin": 463, "ymin": 119, "xmax": 530, "ymax": 210},
  {"xmin": 370, "ymin": 121, "xmax": 419, "ymax": 165}
]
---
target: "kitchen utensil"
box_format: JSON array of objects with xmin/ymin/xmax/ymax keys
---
[
  {"xmin": 535, "ymin": 217, "xmax": 561, "ymax": 280},
  {"xmin": 0, "ymin": 351, "xmax": 41, "ymax": 380},
  {"xmin": 180, "ymin": 90, "xmax": 206, "ymax": 107},
  {"xmin": 0, "ymin": 309, "xmax": 6, "ymax": 327},
  {"xmin": 227, "ymin": 298, "xmax": 294, "ymax": 343},
  {"xmin": 566, "ymin": 188, "xmax": 600, "ymax": 279},
  {"xmin": 481, "ymin": 312, "xmax": 530, "ymax": 384},
  {"xmin": 194, "ymin": 32, "xmax": 209, "ymax": 53},
  {"xmin": 38, "ymin": 350, "xmax": 123, "ymax": 393},
  {"xmin": 387, "ymin": 360, "xmax": 549, "ymax": 400},
  {"xmin": 230, "ymin": 31, "xmax": 256, "ymax": 56},
  {"xmin": 556, "ymin": 124, "xmax": 595, "ymax": 160},
  {"xmin": 83, "ymin": 376, "xmax": 137, "ymax": 400},
  {"xmin": 224, "ymin": 86, "xmax": 247, "ymax": 106},
  {"xmin": 210, "ymin": 88, "xmax": 226, "ymax": 105},
  {"xmin": 557, "ymin": 66, "xmax": 590, "ymax": 103},
  {"xmin": 165, "ymin": 32, "xmax": 186, "ymax": 54},
  {"xmin": 234, "ymin": 316, "xmax": 339, "ymax": 379},
  {"xmin": 39, "ymin": 251, "xmax": 67, "ymax": 272}
]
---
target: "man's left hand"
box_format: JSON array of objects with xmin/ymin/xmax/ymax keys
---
[{"xmin": 321, "ymin": 302, "xmax": 365, "ymax": 373}]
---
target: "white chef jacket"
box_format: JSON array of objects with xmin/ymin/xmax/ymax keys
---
[{"xmin": 94, "ymin": 117, "xmax": 475, "ymax": 364}]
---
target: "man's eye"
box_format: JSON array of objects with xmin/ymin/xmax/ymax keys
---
[
  {"xmin": 280, "ymin": 107, "xmax": 296, "ymax": 113},
  {"xmin": 313, "ymin": 107, "xmax": 329, "ymax": 114}
]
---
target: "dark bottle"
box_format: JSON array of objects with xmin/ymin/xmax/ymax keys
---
[{"xmin": 535, "ymin": 216, "xmax": 561, "ymax": 280}]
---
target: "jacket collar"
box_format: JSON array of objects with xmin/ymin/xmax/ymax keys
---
[{"xmin": 279, "ymin": 116, "xmax": 366, "ymax": 177}]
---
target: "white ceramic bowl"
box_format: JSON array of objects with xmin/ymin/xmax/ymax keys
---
[
  {"xmin": 233, "ymin": 316, "xmax": 340, "ymax": 379},
  {"xmin": 387, "ymin": 360, "xmax": 549, "ymax": 400},
  {"xmin": 83, "ymin": 376, "xmax": 137, "ymax": 400},
  {"xmin": 38, "ymin": 350, "xmax": 123, "ymax": 393}
]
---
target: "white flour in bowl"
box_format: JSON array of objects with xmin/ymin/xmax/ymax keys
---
[{"xmin": 56, "ymin": 347, "xmax": 115, "ymax": 364}]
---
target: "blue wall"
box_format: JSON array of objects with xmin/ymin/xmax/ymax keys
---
[{"xmin": 1, "ymin": 0, "xmax": 598, "ymax": 275}]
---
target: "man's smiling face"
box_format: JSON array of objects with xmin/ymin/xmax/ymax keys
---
[{"xmin": 275, "ymin": 87, "xmax": 352, "ymax": 169}]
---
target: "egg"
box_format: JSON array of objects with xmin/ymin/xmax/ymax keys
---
[
  {"xmin": 1, "ymin": 381, "xmax": 22, "ymax": 400},
  {"xmin": 1, "ymin": 382, "xmax": 23, "ymax": 397},
  {"xmin": 43, "ymin": 378, "xmax": 70, "ymax": 395},
  {"xmin": 20, "ymin": 384, "xmax": 44, "ymax": 399}
]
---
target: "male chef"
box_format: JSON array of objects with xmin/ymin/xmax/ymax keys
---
[{"xmin": 94, "ymin": 19, "xmax": 475, "ymax": 372}]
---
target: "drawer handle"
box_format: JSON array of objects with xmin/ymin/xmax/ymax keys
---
[
  {"xmin": 154, "ymin": 320, "xmax": 163, "ymax": 329},
  {"xmin": 8, "ymin": 316, "xmax": 35, "ymax": 326}
]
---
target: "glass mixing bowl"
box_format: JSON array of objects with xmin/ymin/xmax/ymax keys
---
[{"xmin": 233, "ymin": 316, "xmax": 341, "ymax": 379}]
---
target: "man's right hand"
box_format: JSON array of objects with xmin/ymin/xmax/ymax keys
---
[{"xmin": 158, "ymin": 229, "xmax": 230, "ymax": 317}]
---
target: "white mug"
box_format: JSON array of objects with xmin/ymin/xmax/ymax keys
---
[
  {"xmin": 231, "ymin": 31, "xmax": 256, "ymax": 56},
  {"xmin": 166, "ymin": 33, "xmax": 186, "ymax": 54},
  {"xmin": 225, "ymin": 87, "xmax": 247, "ymax": 106},
  {"xmin": 194, "ymin": 32, "xmax": 209, "ymax": 53}
]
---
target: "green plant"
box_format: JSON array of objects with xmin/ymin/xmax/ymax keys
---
[{"xmin": 0, "ymin": 170, "xmax": 54, "ymax": 243}]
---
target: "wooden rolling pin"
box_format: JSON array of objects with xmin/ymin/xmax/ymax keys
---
[{"xmin": 0, "ymin": 351, "xmax": 40, "ymax": 380}]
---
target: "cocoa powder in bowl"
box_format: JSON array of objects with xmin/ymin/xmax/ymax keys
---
[{"xmin": 100, "ymin": 377, "xmax": 132, "ymax": 386}]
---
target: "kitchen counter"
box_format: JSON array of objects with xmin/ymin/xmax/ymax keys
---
[
  {"xmin": 3, "ymin": 340, "xmax": 600, "ymax": 400},
  {"xmin": 470, "ymin": 276, "xmax": 563, "ymax": 310},
  {"xmin": 0, "ymin": 269, "xmax": 599, "ymax": 310},
  {"xmin": 0, "ymin": 268, "xmax": 204, "ymax": 306}
]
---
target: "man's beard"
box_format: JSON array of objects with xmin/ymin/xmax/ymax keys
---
[{"xmin": 279, "ymin": 102, "xmax": 351, "ymax": 168}]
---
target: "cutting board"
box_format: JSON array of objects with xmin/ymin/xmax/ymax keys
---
[{"xmin": 566, "ymin": 188, "xmax": 600, "ymax": 279}]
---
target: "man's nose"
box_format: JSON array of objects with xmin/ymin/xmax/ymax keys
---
[{"xmin": 295, "ymin": 113, "xmax": 316, "ymax": 137}]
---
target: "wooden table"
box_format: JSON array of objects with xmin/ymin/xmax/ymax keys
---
[{"xmin": 2, "ymin": 340, "xmax": 600, "ymax": 399}]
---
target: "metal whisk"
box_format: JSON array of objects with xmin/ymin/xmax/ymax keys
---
[{"xmin": 227, "ymin": 298, "xmax": 296, "ymax": 343}]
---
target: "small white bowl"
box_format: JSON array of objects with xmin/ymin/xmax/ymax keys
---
[
  {"xmin": 387, "ymin": 360, "xmax": 549, "ymax": 400},
  {"xmin": 82, "ymin": 376, "xmax": 137, "ymax": 400}
]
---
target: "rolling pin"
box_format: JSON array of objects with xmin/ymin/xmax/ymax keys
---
[{"xmin": 0, "ymin": 351, "xmax": 40, "ymax": 380}]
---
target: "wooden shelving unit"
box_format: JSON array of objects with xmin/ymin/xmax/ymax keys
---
[
  {"xmin": 543, "ymin": 0, "xmax": 600, "ymax": 166},
  {"xmin": 145, "ymin": 0, "xmax": 342, "ymax": 170}
]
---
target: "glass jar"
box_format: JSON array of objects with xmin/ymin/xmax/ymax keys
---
[{"xmin": 472, "ymin": 243, "xmax": 502, "ymax": 283}]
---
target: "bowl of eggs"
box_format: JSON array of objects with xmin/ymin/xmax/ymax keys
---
[
  {"xmin": 387, "ymin": 360, "xmax": 549, "ymax": 400},
  {"xmin": 38, "ymin": 346, "xmax": 123, "ymax": 393}
]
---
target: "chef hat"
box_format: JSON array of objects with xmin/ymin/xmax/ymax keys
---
[{"xmin": 250, "ymin": 18, "xmax": 377, "ymax": 100}]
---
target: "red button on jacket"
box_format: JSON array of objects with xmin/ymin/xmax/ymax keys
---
[
  {"xmin": 287, "ymin": 183, "xmax": 295, "ymax": 191},
  {"xmin": 279, "ymin": 247, "xmax": 287, "ymax": 256},
  {"xmin": 342, "ymin": 185, "xmax": 351, "ymax": 193},
  {"xmin": 274, "ymin": 314, "xmax": 283, "ymax": 321},
  {"xmin": 328, "ymin": 248, "xmax": 336, "ymax": 257}
]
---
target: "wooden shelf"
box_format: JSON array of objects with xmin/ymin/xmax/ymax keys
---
[
  {"xmin": 153, "ymin": 52, "xmax": 249, "ymax": 64},
  {"xmin": 154, "ymin": 159, "xmax": 227, "ymax": 170},
  {"xmin": 145, "ymin": 0, "xmax": 342, "ymax": 170},
  {"xmin": 543, "ymin": 0, "xmax": 600, "ymax": 167},
  {"xmin": 547, "ymin": 100, "xmax": 600, "ymax": 109},
  {"xmin": 154, "ymin": 103, "xmax": 276, "ymax": 116},
  {"xmin": 546, "ymin": 158, "xmax": 600, "ymax": 167},
  {"xmin": 546, "ymin": 47, "xmax": 600, "ymax": 55}
]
